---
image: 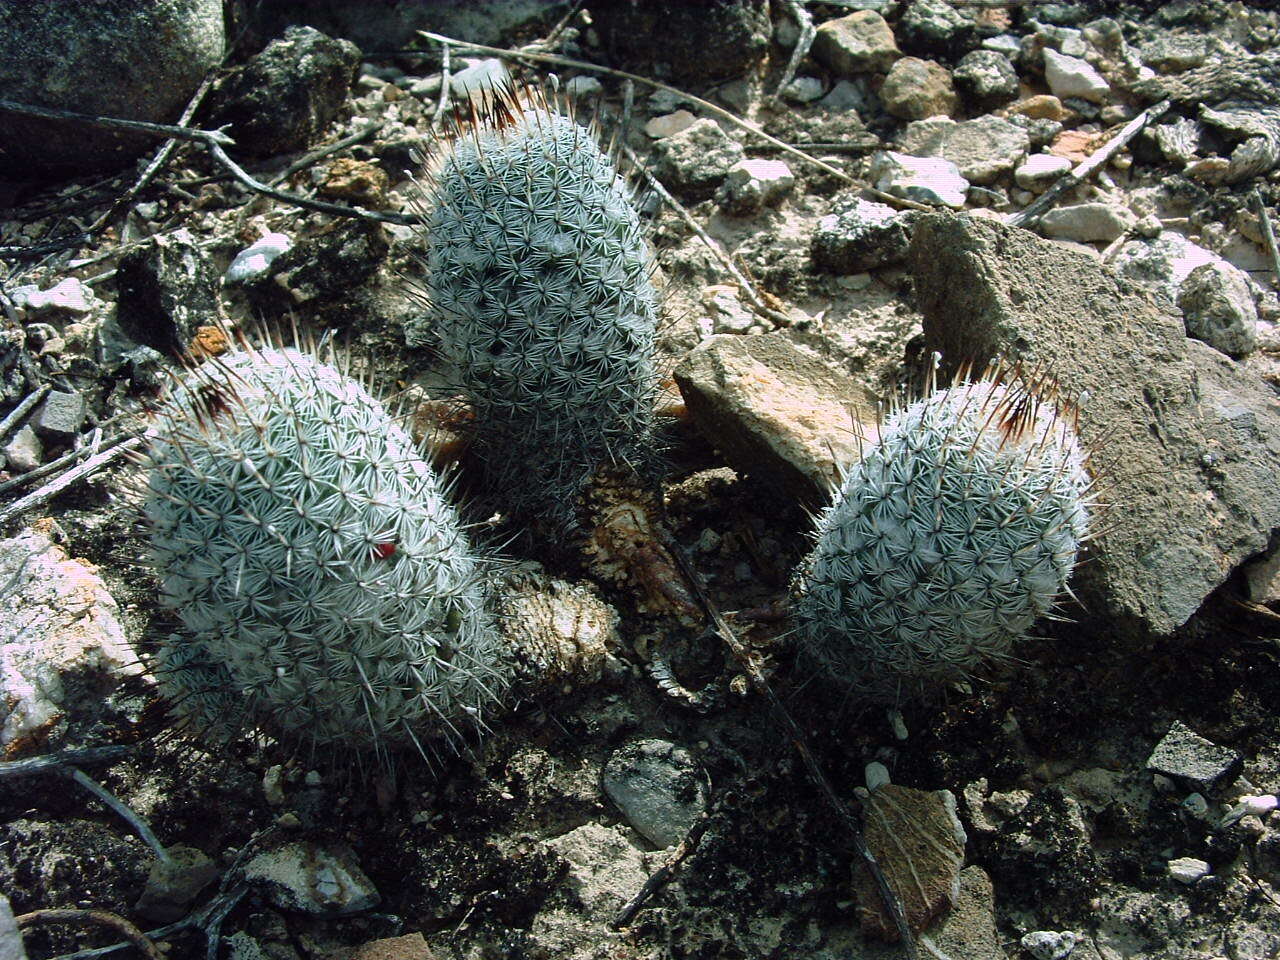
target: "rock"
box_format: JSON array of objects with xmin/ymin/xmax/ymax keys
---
[
  {"xmin": 249, "ymin": 219, "xmax": 388, "ymax": 309},
  {"xmin": 602, "ymin": 739, "xmax": 708, "ymax": 848},
  {"xmin": 30, "ymin": 390, "xmax": 85, "ymax": 439},
  {"xmin": 225, "ymin": 233, "xmax": 293, "ymax": 284},
  {"xmin": 894, "ymin": 0, "xmax": 977, "ymax": 60},
  {"xmin": 319, "ymin": 158, "xmax": 389, "ymax": 208},
  {"xmin": 644, "ymin": 110, "xmax": 698, "ymax": 139},
  {"xmin": 1010, "ymin": 94, "xmax": 1067, "ymax": 122},
  {"xmin": 909, "ymin": 213, "xmax": 1280, "ymax": 635},
  {"xmin": 898, "ymin": 115, "xmax": 1029, "ymax": 185},
  {"xmin": 210, "ymin": 26, "xmax": 360, "ymax": 157},
  {"xmin": 13, "ymin": 278, "xmax": 92, "ymax": 317},
  {"xmin": 880, "ymin": 57, "xmax": 958, "ymax": 120},
  {"xmin": 448, "ymin": 57, "xmax": 508, "ymax": 98},
  {"xmin": 1038, "ymin": 202, "xmax": 1135, "ymax": 242},
  {"xmin": 1021, "ymin": 930, "xmax": 1079, "ymax": 960},
  {"xmin": 0, "ymin": 894, "xmax": 26, "ymax": 960},
  {"xmin": 1042, "ymin": 48, "xmax": 1111, "ymax": 104},
  {"xmin": 871, "ymin": 151, "xmax": 968, "ymax": 208},
  {"xmin": 592, "ymin": 0, "xmax": 771, "ymax": 85},
  {"xmin": 812, "ymin": 194, "xmax": 918, "ymax": 273},
  {"xmin": 2, "ymin": 426, "xmax": 42, "ymax": 473},
  {"xmin": 716, "ymin": 159, "xmax": 795, "ymax": 215},
  {"xmin": 673, "ymin": 333, "xmax": 878, "ymax": 503},
  {"xmin": 0, "ymin": 528, "xmax": 140, "ymax": 754},
  {"xmin": 780, "ymin": 76, "xmax": 826, "ymax": 103},
  {"xmin": 651, "ymin": 118, "xmax": 745, "ymax": 201},
  {"xmin": 1177, "ymin": 261, "xmax": 1259, "ymax": 358},
  {"xmin": 1014, "ymin": 153, "xmax": 1072, "ymax": 192},
  {"xmin": 244, "ymin": 842, "xmax": 380, "ymax": 915},
  {"xmin": 1153, "ymin": 118, "xmax": 1202, "ymax": 164},
  {"xmin": 116, "ymin": 228, "xmax": 220, "ymax": 355},
  {"xmin": 544, "ymin": 822, "xmax": 647, "ymax": 912},
  {"xmin": 1140, "ymin": 34, "xmax": 1212, "ymax": 73},
  {"xmin": 927, "ymin": 866, "xmax": 1001, "ymax": 960},
  {"xmin": 0, "ymin": 0, "xmax": 224, "ymax": 176},
  {"xmin": 1243, "ymin": 548, "xmax": 1280, "ymax": 604},
  {"xmin": 1010, "ymin": 116, "xmax": 1065, "ymax": 152},
  {"xmin": 1147, "ymin": 720, "xmax": 1244, "ymax": 794},
  {"xmin": 812, "ymin": 11, "xmax": 900, "ymax": 75},
  {"xmin": 565, "ymin": 75, "xmax": 603, "ymax": 100},
  {"xmin": 852, "ymin": 785, "xmax": 967, "ymax": 941},
  {"xmin": 1167, "ymin": 857, "xmax": 1211, "ymax": 884},
  {"xmin": 134, "ymin": 846, "xmax": 220, "ymax": 923},
  {"xmin": 502, "ymin": 574, "xmax": 620, "ymax": 696},
  {"xmin": 350, "ymin": 933, "xmax": 434, "ymax": 960},
  {"xmin": 820, "ymin": 78, "xmax": 878, "ymax": 117},
  {"xmin": 865, "ymin": 762, "xmax": 890, "ymax": 791},
  {"xmin": 701, "ymin": 284, "xmax": 755, "ymax": 334},
  {"xmin": 953, "ymin": 50, "xmax": 1019, "ymax": 110}
]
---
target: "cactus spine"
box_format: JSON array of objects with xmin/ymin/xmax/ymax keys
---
[
  {"xmin": 417, "ymin": 84, "xmax": 659, "ymax": 537},
  {"xmin": 140, "ymin": 341, "xmax": 509, "ymax": 762},
  {"xmin": 793, "ymin": 368, "xmax": 1091, "ymax": 700}
]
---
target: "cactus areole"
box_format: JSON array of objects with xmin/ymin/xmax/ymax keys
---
[
  {"xmin": 141, "ymin": 344, "xmax": 509, "ymax": 762},
  {"xmin": 793, "ymin": 372, "xmax": 1092, "ymax": 700}
]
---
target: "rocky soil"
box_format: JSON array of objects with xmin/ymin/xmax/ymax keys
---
[{"xmin": 2, "ymin": 2, "xmax": 1280, "ymax": 959}]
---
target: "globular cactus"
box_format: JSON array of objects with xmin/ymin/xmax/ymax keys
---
[
  {"xmin": 139, "ymin": 341, "xmax": 510, "ymax": 763},
  {"xmin": 792, "ymin": 368, "xmax": 1092, "ymax": 700},
  {"xmin": 416, "ymin": 84, "xmax": 659, "ymax": 537}
]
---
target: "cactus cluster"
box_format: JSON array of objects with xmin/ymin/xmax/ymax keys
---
[
  {"xmin": 792, "ymin": 371, "xmax": 1091, "ymax": 700},
  {"xmin": 141, "ymin": 343, "xmax": 509, "ymax": 762},
  {"xmin": 417, "ymin": 85, "xmax": 660, "ymax": 536}
]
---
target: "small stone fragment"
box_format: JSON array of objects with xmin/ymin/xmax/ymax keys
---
[
  {"xmin": 15, "ymin": 278, "xmax": 92, "ymax": 317},
  {"xmin": 116, "ymin": 228, "xmax": 220, "ymax": 355},
  {"xmin": 564, "ymin": 75, "xmax": 603, "ymax": 99},
  {"xmin": 1177, "ymin": 260, "xmax": 1259, "ymax": 358},
  {"xmin": 812, "ymin": 11, "xmax": 900, "ymax": 75},
  {"xmin": 673, "ymin": 333, "xmax": 879, "ymax": 503},
  {"xmin": 0, "ymin": 894, "xmax": 25, "ymax": 960},
  {"xmin": 812, "ymin": 194, "xmax": 918, "ymax": 273},
  {"xmin": 1021, "ymin": 930, "xmax": 1079, "ymax": 960},
  {"xmin": 244, "ymin": 842, "xmax": 380, "ymax": 915},
  {"xmin": 871, "ymin": 151, "xmax": 968, "ymax": 208},
  {"xmin": 602, "ymin": 739, "xmax": 708, "ymax": 848},
  {"xmin": 897, "ymin": 115, "xmax": 1029, "ymax": 185},
  {"xmin": 716, "ymin": 158, "xmax": 794, "ymax": 215},
  {"xmin": 1167, "ymin": 857, "xmax": 1210, "ymax": 884},
  {"xmin": 1010, "ymin": 95, "xmax": 1066, "ymax": 122},
  {"xmin": 225, "ymin": 233, "xmax": 293, "ymax": 284},
  {"xmin": 1038, "ymin": 202, "xmax": 1135, "ymax": 242},
  {"xmin": 1014, "ymin": 153, "xmax": 1073, "ymax": 192},
  {"xmin": 780, "ymin": 76, "xmax": 825, "ymax": 103},
  {"xmin": 1042, "ymin": 48, "xmax": 1110, "ymax": 103},
  {"xmin": 319, "ymin": 158, "xmax": 389, "ymax": 208},
  {"xmin": 263, "ymin": 765, "xmax": 286, "ymax": 806},
  {"xmin": 953, "ymin": 50, "xmax": 1019, "ymax": 110},
  {"xmin": 1140, "ymin": 34, "xmax": 1211, "ymax": 73},
  {"xmin": 31, "ymin": 389, "xmax": 85, "ymax": 439},
  {"xmin": 880, "ymin": 57, "xmax": 958, "ymax": 120},
  {"xmin": 852, "ymin": 785, "xmax": 967, "ymax": 941},
  {"xmin": 644, "ymin": 110, "xmax": 697, "ymax": 139},
  {"xmin": 651, "ymin": 118, "xmax": 745, "ymax": 201},
  {"xmin": 865, "ymin": 762, "xmax": 890, "ymax": 791},
  {"xmin": 895, "ymin": 0, "xmax": 976, "ymax": 60},
  {"xmin": 2, "ymin": 425, "xmax": 42, "ymax": 473},
  {"xmin": 1147, "ymin": 720, "xmax": 1244, "ymax": 794},
  {"xmin": 702, "ymin": 284, "xmax": 754, "ymax": 334},
  {"xmin": 248, "ymin": 219, "xmax": 388, "ymax": 308},
  {"xmin": 1244, "ymin": 547, "xmax": 1280, "ymax": 604},
  {"xmin": 350, "ymin": 932, "xmax": 435, "ymax": 960},
  {"xmin": 134, "ymin": 846, "xmax": 220, "ymax": 922}
]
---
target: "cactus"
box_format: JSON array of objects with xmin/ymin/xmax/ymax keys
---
[
  {"xmin": 416, "ymin": 84, "xmax": 659, "ymax": 537},
  {"xmin": 139, "ymin": 341, "xmax": 510, "ymax": 763},
  {"xmin": 792, "ymin": 369, "xmax": 1091, "ymax": 700}
]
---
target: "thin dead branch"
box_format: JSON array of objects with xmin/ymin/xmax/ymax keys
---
[
  {"xmin": 416, "ymin": 31, "xmax": 856, "ymax": 186},
  {"xmin": 64, "ymin": 767, "xmax": 170, "ymax": 862},
  {"xmin": 1009, "ymin": 100, "xmax": 1171, "ymax": 229},
  {"xmin": 16, "ymin": 909, "xmax": 164, "ymax": 960},
  {"xmin": 0, "ymin": 435, "xmax": 144, "ymax": 528},
  {"xmin": 0, "ymin": 384, "xmax": 51, "ymax": 444},
  {"xmin": 1251, "ymin": 189, "xmax": 1280, "ymax": 287},
  {"xmin": 771, "ymin": 0, "xmax": 817, "ymax": 108},
  {"xmin": 266, "ymin": 122, "xmax": 385, "ymax": 187},
  {"xmin": 612, "ymin": 799, "xmax": 718, "ymax": 927},
  {"xmin": 0, "ymin": 429, "xmax": 136, "ymax": 499},
  {"xmin": 0, "ymin": 744, "xmax": 133, "ymax": 779},
  {"xmin": 0, "ymin": 98, "xmax": 233, "ymax": 148}
]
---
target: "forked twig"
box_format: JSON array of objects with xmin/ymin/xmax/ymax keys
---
[
  {"xmin": 612, "ymin": 803, "xmax": 717, "ymax": 927},
  {"xmin": 771, "ymin": 0, "xmax": 817, "ymax": 107},
  {"xmin": 0, "ymin": 98, "xmax": 233, "ymax": 148}
]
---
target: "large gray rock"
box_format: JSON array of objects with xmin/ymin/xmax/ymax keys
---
[
  {"xmin": 0, "ymin": 0, "xmax": 224, "ymax": 176},
  {"xmin": 0, "ymin": 894, "xmax": 25, "ymax": 960},
  {"xmin": 651, "ymin": 118, "xmax": 745, "ymax": 201},
  {"xmin": 210, "ymin": 26, "xmax": 360, "ymax": 157},
  {"xmin": 602, "ymin": 739, "xmax": 708, "ymax": 849},
  {"xmin": 1177, "ymin": 260, "xmax": 1259, "ymax": 358},
  {"xmin": 910, "ymin": 213, "xmax": 1280, "ymax": 636},
  {"xmin": 115, "ymin": 228, "xmax": 220, "ymax": 356},
  {"xmin": 812, "ymin": 11, "xmax": 900, "ymax": 75},
  {"xmin": 898, "ymin": 115, "xmax": 1029, "ymax": 185},
  {"xmin": 880, "ymin": 57, "xmax": 959, "ymax": 120},
  {"xmin": 812, "ymin": 194, "xmax": 919, "ymax": 273}
]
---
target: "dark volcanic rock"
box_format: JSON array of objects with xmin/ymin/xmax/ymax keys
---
[
  {"xmin": 910, "ymin": 213, "xmax": 1280, "ymax": 636},
  {"xmin": 210, "ymin": 26, "xmax": 360, "ymax": 157},
  {"xmin": 115, "ymin": 229, "xmax": 220, "ymax": 356},
  {"xmin": 0, "ymin": 0, "xmax": 224, "ymax": 177}
]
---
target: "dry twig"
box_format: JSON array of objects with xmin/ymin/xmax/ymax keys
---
[
  {"xmin": 1009, "ymin": 100, "xmax": 1171, "ymax": 230},
  {"xmin": 771, "ymin": 0, "xmax": 817, "ymax": 107},
  {"xmin": 64, "ymin": 767, "xmax": 170, "ymax": 862},
  {"xmin": 1251, "ymin": 189, "xmax": 1280, "ymax": 287},
  {"xmin": 16, "ymin": 909, "xmax": 164, "ymax": 960},
  {"xmin": 0, "ymin": 384, "xmax": 51, "ymax": 444},
  {"xmin": 0, "ymin": 429, "xmax": 135, "ymax": 499},
  {"xmin": 267, "ymin": 122, "xmax": 386, "ymax": 187},
  {"xmin": 612, "ymin": 801, "xmax": 718, "ymax": 927},
  {"xmin": 0, "ymin": 435, "xmax": 144, "ymax": 528},
  {"xmin": 0, "ymin": 98, "xmax": 233, "ymax": 148},
  {"xmin": 0, "ymin": 744, "xmax": 133, "ymax": 779}
]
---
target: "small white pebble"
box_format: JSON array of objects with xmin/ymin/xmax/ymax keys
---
[
  {"xmin": 1168, "ymin": 856, "xmax": 1210, "ymax": 884},
  {"xmin": 865, "ymin": 762, "xmax": 890, "ymax": 791},
  {"xmin": 225, "ymin": 232, "xmax": 292, "ymax": 284},
  {"xmin": 1020, "ymin": 930, "xmax": 1078, "ymax": 960},
  {"xmin": 1181, "ymin": 793, "xmax": 1208, "ymax": 818},
  {"xmin": 304, "ymin": 770, "xmax": 322, "ymax": 787}
]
